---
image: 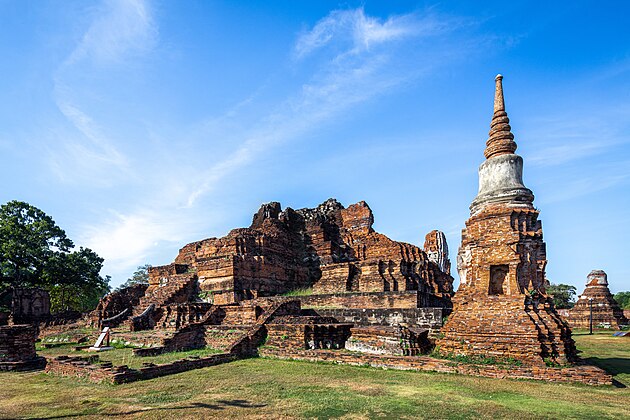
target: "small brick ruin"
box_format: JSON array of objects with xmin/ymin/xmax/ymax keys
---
[
  {"xmin": 0, "ymin": 325, "xmax": 46, "ymax": 371},
  {"xmin": 436, "ymin": 75, "xmax": 584, "ymax": 368},
  {"xmin": 566, "ymin": 270, "xmax": 628, "ymax": 329}
]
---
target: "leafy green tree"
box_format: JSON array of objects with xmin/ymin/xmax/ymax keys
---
[
  {"xmin": 0, "ymin": 200, "xmax": 109, "ymax": 312},
  {"xmin": 0, "ymin": 201, "xmax": 72, "ymax": 290},
  {"xmin": 117, "ymin": 264, "xmax": 151, "ymax": 290},
  {"xmin": 546, "ymin": 283, "xmax": 577, "ymax": 309},
  {"xmin": 614, "ymin": 291, "xmax": 630, "ymax": 309},
  {"xmin": 44, "ymin": 248, "xmax": 110, "ymax": 312}
]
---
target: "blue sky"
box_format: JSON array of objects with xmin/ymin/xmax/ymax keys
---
[{"xmin": 1, "ymin": 1, "xmax": 629, "ymax": 293}]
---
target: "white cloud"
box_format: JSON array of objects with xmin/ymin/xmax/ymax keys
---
[
  {"xmin": 294, "ymin": 8, "xmax": 446, "ymax": 58},
  {"xmin": 186, "ymin": 8, "xmax": 461, "ymax": 206},
  {"xmin": 79, "ymin": 208, "xmax": 197, "ymax": 280},
  {"xmin": 64, "ymin": 0, "xmax": 157, "ymax": 67},
  {"xmin": 78, "ymin": 7, "xmax": 471, "ymax": 283},
  {"xmin": 539, "ymin": 170, "xmax": 630, "ymax": 205},
  {"xmin": 49, "ymin": 0, "xmax": 157, "ymax": 184}
]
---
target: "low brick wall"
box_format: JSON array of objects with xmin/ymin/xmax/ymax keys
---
[
  {"xmin": 45, "ymin": 353, "xmax": 237, "ymax": 384},
  {"xmin": 311, "ymin": 307, "xmax": 444, "ymax": 329},
  {"xmin": 259, "ymin": 348, "xmax": 612, "ymax": 386}
]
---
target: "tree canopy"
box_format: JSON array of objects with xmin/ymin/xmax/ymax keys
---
[
  {"xmin": 546, "ymin": 283, "xmax": 577, "ymax": 309},
  {"xmin": 614, "ymin": 291, "xmax": 630, "ymax": 309},
  {"xmin": 117, "ymin": 264, "xmax": 151, "ymax": 290},
  {"xmin": 0, "ymin": 200, "xmax": 109, "ymax": 312}
]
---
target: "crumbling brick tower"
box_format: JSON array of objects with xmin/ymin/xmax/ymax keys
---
[
  {"xmin": 568, "ymin": 270, "xmax": 628, "ymax": 329},
  {"xmin": 436, "ymin": 75, "xmax": 578, "ymax": 365}
]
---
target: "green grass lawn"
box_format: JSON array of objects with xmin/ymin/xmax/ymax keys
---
[
  {"xmin": 0, "ymin": 331, "xmax": 628, "ymax": 419},
  {"xmin": 572, "ymin": 330, "xmax": 630, "ymax": 387}
]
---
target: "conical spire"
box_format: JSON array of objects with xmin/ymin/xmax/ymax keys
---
[{"xmin": 484, "ymin": 74, "xmax": 517, "ymax": 159}]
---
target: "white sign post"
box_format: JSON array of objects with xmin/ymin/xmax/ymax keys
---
[{"xmin": 87, "ymin": 326, "xmax": 114, "ymax": 352}]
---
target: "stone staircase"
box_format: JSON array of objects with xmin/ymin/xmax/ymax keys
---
[
  {"xmin": 133, "ymin": 276, "xmax": 196, "ymax": 317},
  {"xmin": 526, "ymin": 298, "xmax": 578, "ymax": 364}
]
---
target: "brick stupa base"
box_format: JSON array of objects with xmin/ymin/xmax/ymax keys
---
[
  {"xmin": 437, "ymin": 296, "xmax": 577, "ymax": 365},
  {"xmin": 0, "ymin": 325, "xmax": 46, "ymax": 371}
]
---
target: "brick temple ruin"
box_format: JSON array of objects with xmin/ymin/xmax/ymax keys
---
[
  {"xmin": 39, "ymin": 75, "xmax": 614, "ymax": 386},
  {"xmin": 86, "ymin": 199, "xmax": 454, "ymax": 356},
  {"xmin": 435, "ymin": 75, "xmax": 579, "ymax": 366},
  {"xmin": 565, "ymin": 270, "xmax": 628, "ymax": 329}
]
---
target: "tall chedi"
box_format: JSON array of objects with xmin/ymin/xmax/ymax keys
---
[{"xmin": 436, "ymin": 75, "xmax": 578, "ymax": 365}]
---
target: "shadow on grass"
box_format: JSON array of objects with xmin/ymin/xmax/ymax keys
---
[
  {"xmin": 35, "ymin": 399, "xmax": 267, "ymax": 418},
  {"xmin": 585, "ymin": 357, "xmax": 630, "ymax": 375},
  {"xmin": 585, "ymin": 357, "xmax": 630, "ymax": 388}
]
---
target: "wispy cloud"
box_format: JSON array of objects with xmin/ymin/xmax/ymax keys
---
[
  {"xmin": 539, "ymin": 168, "xmax": 630, "ymax": 205},
  {"xmin": 48, "ymin": 0, "xmax": 157, "ymax": 184},
  {"xmin": 186, "ymin": 8, "xmax": 465, "ymax": 206},
  {"xmin": 294, "ymin": 8, "xmax": 438, "ymax": 58},
  {"xmin": 77, "ymin": 7, "xmax": 475, "ymax": 282},
  {"xmin": 79, "ymin": 208, "xmax": 198, "ymax": 278},
  {"xmin": 525, "ymin": 107, "xmax": 630, "ymax": 167},
  {"xmin": 63, "ymin": 0, "xmax": 157, "ymax": 67}
]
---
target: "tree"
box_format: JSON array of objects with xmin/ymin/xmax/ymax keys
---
[
  {"xmin": 614, "ymin": 291, "xmax": 630, "ymax": 309},
  {"xmin": 546, "ymin": 283, "xmax": 577, "ymax": 309},
  {"xmin": 117, "ymin": 264, "xmax": 151, "ymax": 290},
  {"xmin": 44, "ymin": 247, "xmax": 110, "ymax": 312},
  {"xmin": 0, "ymin": 201, "xmax": 72, "ymax": 290},
  {"xmin": 0, "ymin": 200, "xmax": 109, "ymax": 312}
]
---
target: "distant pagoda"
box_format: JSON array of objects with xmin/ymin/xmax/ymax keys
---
[
  {"xmin": 567, "ymin": 270, "xmax": 628, "ymax": 329},
  {"xmin": 436, "ymin": 75, "xmax": 578, "ymax": 365}
]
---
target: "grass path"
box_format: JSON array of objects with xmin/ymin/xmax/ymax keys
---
[{"xmin": 0, "ymin": 331, "xmax": 628, "ymax": 419}]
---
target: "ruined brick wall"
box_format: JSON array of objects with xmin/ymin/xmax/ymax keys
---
[
  {"xmin": 137, "ymin": 273, "xmax": 197, "ymax": 313},
  {"xmin": 90, "ymin": 283, "xmax": 148, "ymax": 326},
  {"xmin": 221, "ymin": 305, "xmax": 259, "ymax": 325},
  {"xmin": 10, "ymin": 288, "xmax": 50, "ymax": 324},
  {"xmin": 260, "ymin": 348, "xmax": 612, "ymax": 386},
  {"xmin": 46, "ymin": 353, "xmax": 236, "ymax": 384},
  {"xmin": 311, "ymin": 307, "xmax": 445, "ymax": 330},
  {"xmin": 299, "ymin": 291, "xmax": 419, "ymax": 309},
  {"xmin": 345, "ymin": 326, "xmax": 431, "ymax": 356},
  {"xmin": 0, "ymin": 324, "xmax": 46, "ymax": 371},
  {"xmin": 154, "ymin": 302, "xmax": 212, "ymax": 330},
  {"xmin": 310, "ymin": 202, "xmax": 452, "ymax": 299},
  {"xmin": 266, "ymin": 317, "xmax": 352, "ymax": 350}
]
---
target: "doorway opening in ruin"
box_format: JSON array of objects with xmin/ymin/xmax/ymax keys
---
[{"xmin": 489, "ymin": 265, "xmax": 508, "ymax": 295}]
